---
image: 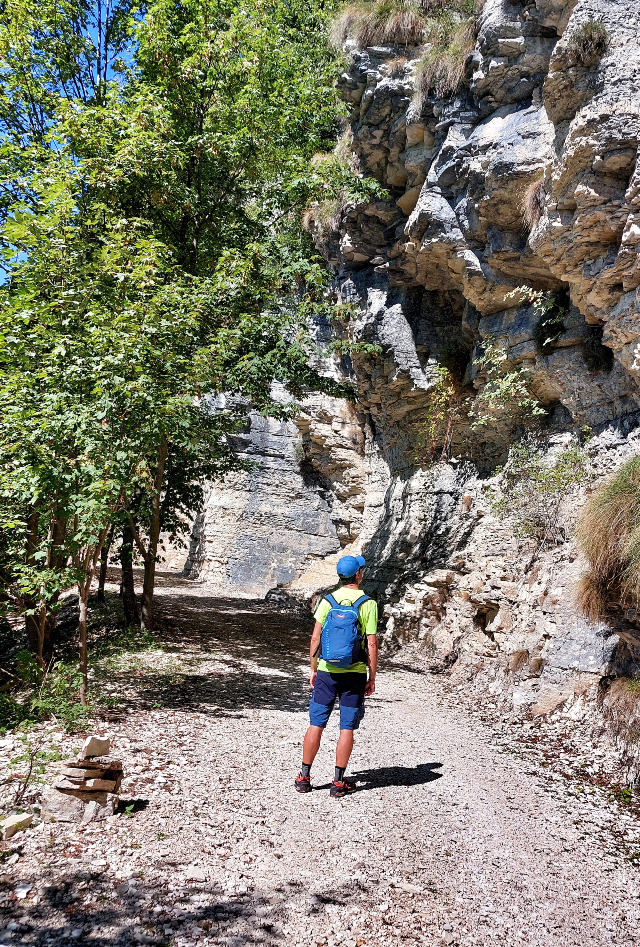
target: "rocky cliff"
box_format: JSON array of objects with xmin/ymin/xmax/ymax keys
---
[{"xmin": 186, "ymin": 0, "xmax": 640, "ymax": 775}]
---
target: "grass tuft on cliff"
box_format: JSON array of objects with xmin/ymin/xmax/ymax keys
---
[
  {"xmin": 597, "ymin": 677, "xmax": 640, "ymax": 780},
  {"xmin": 331, "ymin": 0, "xmax": 483, "ymax": 81},
  {"xmin": 566, "ymin": 19, "xmax": 609, "ymax": 68},
  {"xmin": 522, "ymin": 177, "xmax": 546, "ymax": 231},
  {"xmin": 302, "ymin": 197, "xmax": 345, "ymax": 236},
  {"xmin": 576, "ymin": 456, "xmax": 640, "ymax": 620},
  {"xmin": 332, "ymin": 0, "xmax": 425, "ymax": 48},
  {"xmin": 302, "ymin": 130, "xmax": 356, "ymax": 237},
  {"xmin": 414, "ymin": 13, "xmax": 477, "ymax": 101}
]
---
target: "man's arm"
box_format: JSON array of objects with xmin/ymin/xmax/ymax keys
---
[
  {"xmin": 364, "ymin": 634, "xmax": 377, "ymax": 696},
  {"xmin": 309, "ymin": 621, "xmax": 322, "ymax": 688}
]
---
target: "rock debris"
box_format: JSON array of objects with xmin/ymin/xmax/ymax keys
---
[{"xmin": 1, "ymin": 576, "xmax": 640, "ymax": 946}]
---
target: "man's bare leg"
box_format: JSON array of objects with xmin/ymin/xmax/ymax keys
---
[
  {"xmin": 302, "ymin": 724, "xmax": 323, "ymax": 766},
  {"xmin": 336, "ymin": 729, "xmax": 354, "ymax": 769}
]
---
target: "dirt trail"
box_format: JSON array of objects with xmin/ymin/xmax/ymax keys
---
[{"xmin": 3, "ymin": 572, "xmax": 640, "ymax": 947}]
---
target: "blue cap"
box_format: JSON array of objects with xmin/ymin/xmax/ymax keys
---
[{"xmin": 337, "ymin": 554, "xmax": 366, "ymax": 579}]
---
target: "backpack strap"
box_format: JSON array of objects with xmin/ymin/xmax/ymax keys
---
[
  {"xmin": 324, "ymin": 592, "xmax": 369, "ymax": 611},
  {"xmin": 352, "ymin": 594, "xmax": 370, "ymax": 609}
]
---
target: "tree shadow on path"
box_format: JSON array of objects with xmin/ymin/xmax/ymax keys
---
[{"xmin": 96, "ymin": 570, "xmax": 315, "ymax": 719}]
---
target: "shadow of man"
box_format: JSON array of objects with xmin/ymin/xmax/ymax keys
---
[{"xmin": 350, "ymin": 761, "xmax": 443, "ymax": 792}]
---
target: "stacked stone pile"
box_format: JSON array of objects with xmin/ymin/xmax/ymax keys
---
[{"xmin": 42, "ymin": 734, "xmax": 123, "ymax": 823}]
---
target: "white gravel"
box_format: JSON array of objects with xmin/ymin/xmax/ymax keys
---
[{"xmin": 1, "ymin": 574, "xmax": 640, "ymax": 946}]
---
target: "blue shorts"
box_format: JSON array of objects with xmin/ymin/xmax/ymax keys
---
[{"xmin": 309, "ymin": 670, "xmax": 366, "ymax": 731}]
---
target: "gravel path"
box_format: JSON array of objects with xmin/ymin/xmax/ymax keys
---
[{"xmin": 2, "ymin": 573, "xmax": 640, "ymax": 947}]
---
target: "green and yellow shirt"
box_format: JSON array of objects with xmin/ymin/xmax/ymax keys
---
[{"xmin": 313, "ymin": 586, "xmax": 378, "ymax": 675}]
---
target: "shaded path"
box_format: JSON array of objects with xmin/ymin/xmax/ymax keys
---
[{"xmin": 3, "ymin": 572, "xmax": 640, "ymax": 947}]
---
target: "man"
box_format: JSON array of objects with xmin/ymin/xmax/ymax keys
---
[{"xmin": 295, "ymin": 554, "xmax": 378, "ymax": 798}]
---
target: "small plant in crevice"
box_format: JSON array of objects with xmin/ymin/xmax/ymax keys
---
[
  {"xmin": 419, "ymin": 364, "xmax": 463, "ymax": 463},
  {"xmin": 467, "ymin": 335, "xmax": 546, "ymax": 430},
  {"xmin": 386, "ymin": 55, "xmax": 410, "ymax": 77},
  {"xmin": 331, "ymin": 128, "xmax": 359, "ymax": 173},
  {"xmin": 583, "ymin": 324, "xmax": 614, "ymax": 373},
  {"xmin": 490, "ymin": 436, "xmax": 590, "ymax": 568},
  {"xmin": 302, "ymin": 197, "xmax": 344, "ymax": 237},
  {"xmin": 506, "ymin": 285, "xmax": 569, "ymax": 356},
  {"xmin": 522, "ymin": 177, "xmax": 546, "ymax": 231},
  {"xmin": 576, "ymin": 456, "xmax": 640, "ymax": 622},
  {"xmin": 566, "ymin": 19, "xmax": 609, "ymax": 68},
  {"xmin": 329, "ymin": 337, "xmax": 383, "ymax": 364}
]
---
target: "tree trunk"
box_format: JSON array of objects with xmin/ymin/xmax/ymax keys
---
[
  {"xmin": 78, "ymin": 585, "xmax": 89, "ymax": 706},
  {"xmin": 42, "ymin": 613, "xmax": 57, "ymax": 667},
  {"xmin": 120, "ymin": 525, "xmax": 140, "ymax": 627},
  {"xmin": 43, "ymin": 513, "xmax": 67, "ymax": 665},
  {"xmin": 141, "ymin": 436, "xmax": 168, "ymax": 632},
  {"xmin": 24, "ymin": 613, "xmax": 42, "ymax": 664},
  {"xmin": 24, "ymin": 510, "xmax": 67, "ymax": 667},
  {"xmin": 23, "ymin": 507, "xmax": 42, "ymax": 664},
  {"xmin": 76, "ymin": 525, "xmax": 110, "ymax": 706},
  {"xmin": 97, "ymin": 537, "xmax": 111, "ymax": 602}
]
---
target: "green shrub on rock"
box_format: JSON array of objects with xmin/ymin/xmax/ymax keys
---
[
  {"xmin": 566, "ymin": 20, "xmax": 609, "ymax": 68},
  {"xmin": 419, "ymin": 364, "xmax": 462, "ymax": 463},
  {"xmin": 468, "ymin": 336, "xmax": 546, "ymax": 430},
  {"xmin": 491, "ymin": 438, "xmax": 590, "ymax": 566}
]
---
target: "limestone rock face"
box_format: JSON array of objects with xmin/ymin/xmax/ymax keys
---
[
  {"xmin": 183, "ymin": 389, "xmax": 343, "ymax": 597},
  {"xmin": 187, "ymin": 0, "xmax": 640, "ymax": 739}
]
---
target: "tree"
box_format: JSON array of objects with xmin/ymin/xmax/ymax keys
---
[{"xmin": 0, "ymin": 0, "xmax": 356, "ymax": 684}]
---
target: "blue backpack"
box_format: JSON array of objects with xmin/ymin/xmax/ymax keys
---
[{"xmin": 320, "ymin": 593, "xmax": 370, "ymax": 668}]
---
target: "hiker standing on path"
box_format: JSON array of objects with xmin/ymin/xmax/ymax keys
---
[{"xmin": 295, "ymin": 554, "xmax": 378, "ymax": 798}]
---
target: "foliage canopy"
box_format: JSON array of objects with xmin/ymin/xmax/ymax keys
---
[{"xmin": 0, "ymin": 0, "xmax": 359, "ymax": 705}]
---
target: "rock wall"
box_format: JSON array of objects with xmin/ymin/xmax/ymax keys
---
[
  {"xmin": 186, "ymin": 0, "xmax": 640, "ymax": 758},
  {"xmin": 183, "ymin": 390, "xmax": 342, "ymax": 597}
]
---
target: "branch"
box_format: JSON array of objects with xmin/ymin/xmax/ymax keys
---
[{"xmin": 125, "ymin": 512, "xmax": 150, "ymax": 563}]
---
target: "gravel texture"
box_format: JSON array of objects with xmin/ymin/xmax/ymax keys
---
[{"xmin": 1, "ymin": 573, "xmax": 640, "ymax": 946}]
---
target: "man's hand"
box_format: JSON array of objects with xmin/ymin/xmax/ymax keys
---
[
  {"xmin": 309, "ymin": 621, "xmax": 321, "ymax": 691},
  {"xmin": 364, "ymin": 635, "xmax": 377, "ymax": 698}
]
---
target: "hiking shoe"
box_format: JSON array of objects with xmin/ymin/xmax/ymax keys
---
[
  {"xmin": 330, "ymin": 779, "xmax": 356, "ymax": 798},
  {"xmin": 295, "ymin": 773, "xmax": 312, "ymax": 793}
]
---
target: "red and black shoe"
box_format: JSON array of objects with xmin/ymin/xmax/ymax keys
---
[
  {"xmin": 330, "ymin": 778, "xmax": 356, "ymax": 798},
  {"xmin": 295, "ymin": 772, "xmax": 312, "ymax": 793}
]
